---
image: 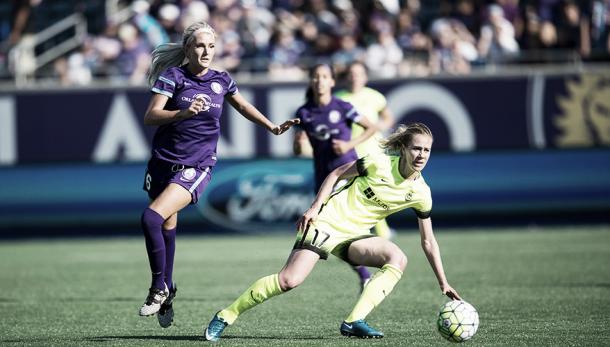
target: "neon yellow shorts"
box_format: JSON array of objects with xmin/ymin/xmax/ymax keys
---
[{"xmin": 292, "ymin": 220, "xmax": 374, "ymax": 263}]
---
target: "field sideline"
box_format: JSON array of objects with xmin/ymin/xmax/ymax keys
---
[{"xmin": 1, "ymin": 225, "xmax": 609, "ymax": 346}]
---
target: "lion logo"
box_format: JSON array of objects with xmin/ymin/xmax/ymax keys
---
[{"xmin": 555, "ymin": 75, "xmax": 610, "ymax": 147}]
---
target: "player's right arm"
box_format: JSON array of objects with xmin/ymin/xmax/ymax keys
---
[
  {"xmin": 296, "ymin": 160, "xmax": 359, "ymax": 232},
  {"xmin": 419, "ymin": 217, "xmax": 462, "ymax": 300},
  {"xmin": 293, "ymin": 130, "xmax": 313, "ymax": 158},
  {"xmin": 144, "ymin": 93, "xmax": 202, "ymax": 126}
]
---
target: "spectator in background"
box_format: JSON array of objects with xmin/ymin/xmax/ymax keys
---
[
  {"xmin": 214, "ymin": 29, "xmax": 242, "ymax": 73},
  {"xmin": 555, "ymin": 1, "xmax": 589, "ymax": 55},
  {"xmin": 236, "ymin": 0, "xmax": 275, "ymax": 72},
  {"xmin": 157, "ymin": 3, "xmax": 182, "ymax": 42},
  {"xmin": 396, "ymin": 7, "xmax": 430, "ymax": 76},
  {"xmin": 451, "ymin": 0, "xmax": 480, "ymax": 36},
  {"xmin": 331, "ymin": 32, "xmax": 366, "ymax": 76},
  {"xmin": 268, "ymin": 26, "xmax": 306, "ymax": 80},
  {"xmin": 132, "ymin": 0, "xmax": 169, "ymax": 49},
  {"xmin": 521, "ymin": 4, "xmax": 545, "ymax": 50},
  {"xmin": 115, "ymin": 23, "xmax": 151, "ymax": 84},
  {"xmin": 366, "ymin": 28, "xmax": 403, "ymax": 78},
  {"xmin": 496, "ymin": 0, "xmax": 523, "ymax": 37},
  {"xmin": 179, "ymin": 0, "xmax": 210, "ymax": 33},
  {"xmin": 53, "ymin": 38, "xmax": 95, "ymax": 86},
  {"xmin": 590, "ymin": 0, "xmax": 610, "ymax": 55},
  {"xmin": 539, "ymin": 20, "xmax": 559, "ymax": 49},
  {"xmin": 429, "ymin": 18, "xmax": 473, "ymax": 74},
  {"xmin": 478, "ymin": 4, "xmax": 520, "ymax": 63}
]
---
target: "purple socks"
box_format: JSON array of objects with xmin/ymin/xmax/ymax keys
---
[
  {"xmin": 354, "ymin": 265, "xmax": 371, "ymax": 282},
  {"xmin": 162, "ymin": 227, "xmax": 176, "ymax": 290},
  {"xmin": 141, "ymin": 208, "xmax": 166, "ymax": 291}
]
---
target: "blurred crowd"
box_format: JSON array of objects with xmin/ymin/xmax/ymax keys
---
[{"xmin": 2, "ymin": 0, "xmax": 610, "ymax": 86}]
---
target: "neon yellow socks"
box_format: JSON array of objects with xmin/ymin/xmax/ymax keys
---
[
  {"xmin": 345, "ymin": 264, "xmax": 403, "ymax": 322},
  {"xmin": 218, "ymin": 274, "xmax": 283, "ymax": 324}
]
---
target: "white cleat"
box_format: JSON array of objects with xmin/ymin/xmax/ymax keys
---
[{"xmin": 138, "ymin": 285, "xmax": 168, "ymax": 317}]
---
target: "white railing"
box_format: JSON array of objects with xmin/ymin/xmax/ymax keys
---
[{"xmin": 8, "ymin": 13, "xmax": 87, "ymax": 86}]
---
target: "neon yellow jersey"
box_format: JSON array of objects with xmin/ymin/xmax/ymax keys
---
[
  {"xmin": 335, "ymin": 87, "xmax": 387, "ymax": 157},
  {"xmin": 316, "ymin": 154, "xmax": 432, "ymax": 234}
]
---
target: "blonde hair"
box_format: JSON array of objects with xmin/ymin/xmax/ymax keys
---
[
  {"xmin": 147, "ymin": 21, "xmax": 216, "ymax": 86},
  {"xmin": 380, "ymin": 123, "xmax": 433, "ymax": 154}
]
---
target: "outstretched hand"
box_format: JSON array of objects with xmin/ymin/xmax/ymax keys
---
[
  {"xmin": 441, "ymin": 284, "xmax": 462, "ymax": 301},
  {"xmin": 272, "ymin": 118, "xmax": 300, "ymax": 135}
]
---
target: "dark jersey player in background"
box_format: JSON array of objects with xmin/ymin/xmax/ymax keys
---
[
  {"xmin": 293, "ymin": 64, "xmax": 376, "ymax": 291},
  {"xmin": 138, "ymin": 20, "xmax": 299, "ymax": 327}
]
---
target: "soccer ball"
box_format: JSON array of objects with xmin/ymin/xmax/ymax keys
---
[{"xmin": 437, "ymin": 300, "xmax": 479, "ymax": 342}]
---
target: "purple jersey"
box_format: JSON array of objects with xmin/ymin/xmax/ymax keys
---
[
  {"xmin": 295, "ymin": 96, "xmax": 361, "ymax": 190},
  {"xmin": 150, "ymin": 66, "xmax": 238, "ymax": 168}
]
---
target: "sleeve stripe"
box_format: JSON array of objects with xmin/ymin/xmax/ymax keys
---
[
  {"xmin": 413, "ymin": 208, "xmax": 431, "ymax": 219},
  {"xmin": 346, "ymin": 108, "xmax": 358, "ymax": 118},
  {"xmin": 356, "ymin": 158, "xmax": 368, "ymax": 176},
  {"xmin": 228, "ymin": 80, "xmax": 235, "ymax": 90},
  {"xmin": 151, "ymin": 87, "xmax": 173, "ymax": 98},
  {"xmin": 158, "ymin": 76, "xmax": 175, "ymax": 86}
]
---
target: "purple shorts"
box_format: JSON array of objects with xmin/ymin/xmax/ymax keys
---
[{"xmin": 143, "ymin": 157, "xmax": 213, "ymax": 204}]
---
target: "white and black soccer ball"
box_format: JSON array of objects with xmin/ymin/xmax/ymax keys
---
[{"xmin": 437, "ymin": 300, "xmax": 479, "ymax": 342}]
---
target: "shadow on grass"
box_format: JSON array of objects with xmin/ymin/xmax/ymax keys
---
[{"xmin": 87, "ymin": 334, "xmax": 327, "ymax": 342}]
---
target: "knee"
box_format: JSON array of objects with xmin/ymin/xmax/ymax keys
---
[
  {"xmin": 141, "ymin": 208, "xmax": 164, "ymax": 229},
  {"xmin": 278, "ymin": 271, "xmax": 304, "ymax": 291},
  {"xmin": 388, "ymin": 249, "xmax": 407, "ymax": 272},
  {"xmin": 162, "ymin": 219, "xmax": 177, "ymax": 231}
]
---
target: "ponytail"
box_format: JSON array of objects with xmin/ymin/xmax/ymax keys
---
[{"xmin": 148, "ymin": 43, "xmax": 185, "ymax": 86}]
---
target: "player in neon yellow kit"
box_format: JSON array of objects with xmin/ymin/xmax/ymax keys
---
[
  {"xmin": 204, "ymin": 123, "xmax": 462, "ymax": 340},
  {"xmin": 335, "ymin": 62, "xmax": 395, "ymax": 240}
]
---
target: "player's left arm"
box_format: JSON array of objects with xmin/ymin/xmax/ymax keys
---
[
  {"xmin": 419, "ymin": 217, "xmax": 462, "ymax": 300},
  {"xmin": 332, "ymin": 115, "xmax": 377, "ymax": 155},
  {"xmin": 226, "ymin": 92, "xmax": 299, "ymax": 135}
]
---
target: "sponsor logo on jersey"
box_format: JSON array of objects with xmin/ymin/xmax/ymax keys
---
[
  {"xmin": 211, "ymin": 82, "xmax": 223, "ymax": 94},
  {"xmin": 363, "ymin": 187, "xmax": 389, "ymax": 210},
  {"xmin": 311, "ymin": 124, "xmax": 339, "ymax": 141},
  {"xmin": 181, "ymin": 93, "xmax": 221, "ymax": 111}
]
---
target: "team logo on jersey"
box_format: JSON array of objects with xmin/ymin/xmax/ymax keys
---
[
  {"xmin": 311, "ymin": 124, "xmax": 340, "ymax": 141},
  {"xmin": 405, "ymin": 191, "xmax": 413, "ymax": 201},
  {"xmin": 328, "ymin": 110, "xmax": 341, "ymax": 124},
  {"xmin": 211, "ymin": 82, "xmax": 223, "ymax": 94},
  {"xmin": 181, "ymin": 168, "xmax": 197, "ymax": 181}
]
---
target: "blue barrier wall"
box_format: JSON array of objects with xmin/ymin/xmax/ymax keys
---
[
  {"xmin": 1, "ymin": 72, "xmax": 609, "ymax": 166},
  {"xmin": 1, "ymin": 149, "xmax": 608, "ymax": 236}
]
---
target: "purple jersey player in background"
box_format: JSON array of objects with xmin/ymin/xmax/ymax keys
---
[
  {"xmin": 293, "ymin": 64, "xmax": 376, "ymax": 292},
  {"xmin": 138, "ymin": 21, "xmax": 299, "ymax": 326}
]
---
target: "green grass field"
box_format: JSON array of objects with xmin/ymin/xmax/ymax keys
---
[{"xmin": 1, "ymin": 225, "xmax": 609, "ymax": 346}]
